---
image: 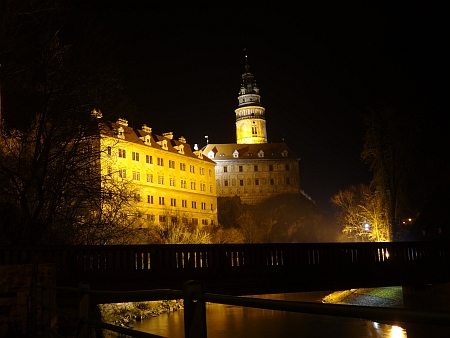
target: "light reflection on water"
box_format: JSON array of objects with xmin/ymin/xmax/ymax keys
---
[{"xmin": 133, "ymin": 292, "xmax": 407, "ymax": 338}]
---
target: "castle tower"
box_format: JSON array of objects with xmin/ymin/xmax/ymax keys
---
[{"xmin": 235, "ymin": 57, "xmax": 267, "ymax": 144}]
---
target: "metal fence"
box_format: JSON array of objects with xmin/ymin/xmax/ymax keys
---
[{"xmin": 36, "ymin": 280, "xmax": 450, "ymax": 338}]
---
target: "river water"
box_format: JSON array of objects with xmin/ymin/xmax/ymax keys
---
[{"xmin": 132, "ymin": 291, "xmax": 408, "ymax": 338}]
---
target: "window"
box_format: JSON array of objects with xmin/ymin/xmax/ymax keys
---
[
  {"xmin": 182, "ymin": 200, "xmax": 188, "ymax": 208},
  {"xmin": 132, "ymin": 171, "xmax": 140, "ymax": 181},
  {"xmin": 200, "ymin": 167, "xmax": 204, "ymax": 175},
  {"xmin": 159, "ymin": 215, "xmax": 167, "ymax": 223},
  {"xmin": 201, "ymin": 202, "xmax": 206, "ymax": 210},
  {"xmin": 169, "ymin": 160, "xmax": 175, "ymax": 169},
  {"xmin": 269, "ymin": 164, "xmax": 273, "ymax": 171},
  {"xmin": 192, "ymin": 218, "xmax": 198, "ymax": 225},
  {"xmin": 200, "ymin": 183, "xmax": 205, "ymax": 191},
  {"xmin": 180, "ymin": 163, "xmax": 186, "ymax": 171},
  {"xmin": 211, "ymin": 203, "xmax": 214, "ymax": 211},
  {"xmin": 170, "ymin": 178, "xmax": 176, "ymax": 187},
  {"xmin": 255, "ymin": 179, "xmax": 259, "ymax": 185},
  {"xmin": 209, "ymin": 169, "xmax": 212, "ymax": 177},
  {"xmin": 210, "ymin": 185, "xmax": 213, "ymax": 193},
  {"xmin": 190, "ymin": 165, "xmax": 195, "ymax": 173},
  {"xmin": 254, "ymin": 165, "xmax": 258, "ymax": 172},
  {"xmin": 159, "ymin": 197, "xmax": 165, "ymax": 205},
  {"xmin": 202, "ymin": 219, "xmax": 208, "ymax": 225},
  {"xmin": 119, "ymin": 169, "xmax": 126, "ymax": 178},
  {"xmin": 232, "ymin": 179, "xmax": 236, "ymax": 186},
  {"xmin": 134, "ymin": 193, "xmax": 141, "ymax": 202},
  {"xmin": 270, "ymin": 178, "xmax": 274, "ymax": 185},
  {"xmin": 147, "ymin": 214, "xmax": 155, "ymax": 222},
  {"xmin": 157, "ymin": 157, "xmax": 164, "ymax": 166},
  {"xmin": 146, "ymin": 155, "xmax": 153, "ymax": 164},
  {"xmin": 171, "ymin": 198, "xmax": 176, "ymax": 207},
  {"xmin": 191, "ymin": 182, "xmax": 196, "ymax": 190},
  {"xmin": 240, "ymin": 179, "xmax": 244, "ymax": 186},
  {"xmin": 118, "ymin": 149, "xmax": 126, "ymax": 158},
  {"xmin": 239, "ymin": 165, "xmax": 243, "ymax": 172},
  {"xmin": 286, "ymin": 178, "xmax": 291, "ymax": 184},
  {"xmin": 146, "ymin": 173, "xmax": 153, "ymax": 183},
  {"xmin": 223, "ymin": 166, "xmax": 228, "ymax": 173},
  {"xmin": 224, "ymin": 180, "xmax": 229, "ymax": 187},
  {"xmin": 285, "ymin": 164, "xmax": 290, "ymax": 171},
  {"xmin": 107, "ymin": 146, "xmax": 111, "ymax": 156},
  {"xmin": 132, "ymin": 152, "xmax": 140, "ymax": 161},
  {"xmin": 252, "ymin": 126, "xmax": 258, "ymax": 135},
  {"xmin": 147, "ymin": 195, "xmax": 153, "ymax": 204},
  {"xmin": 158, "ymin": 176, "xmax": 164, "ymax": 185},
  {"xmin": 192, "ymin": 201, "xmax": 197, "ymax": 209},
  {"xmin": 181, "ymin": 180, "xmax": 187, "ymax": 189}
]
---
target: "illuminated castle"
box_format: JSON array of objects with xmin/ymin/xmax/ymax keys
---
[
  {"xmin": 203, "ymin": 59, "xmax": 301, "ymax": 204},
  {"xmin": 98, "ymin": 116, "xmax": 218, "ymax": 228}
]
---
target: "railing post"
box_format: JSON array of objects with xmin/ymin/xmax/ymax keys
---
[
  {"xmin": 77, "ymin": 282, "xmax": 90, "ymax": 338},
  {"xmin": 42, "ymin": 282, "xmax": 51, "ymax": 338},
  {"xmin": 183, "ymin": 280, "xmax": 207, "ymax": 338}
]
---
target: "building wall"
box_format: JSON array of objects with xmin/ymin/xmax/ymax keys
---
[
  {"xmin": 214, "ymin": 159, "xmax": 300, "ymax": 204},
  {"xmin": 100, "ymin": 128, "xmax": 217, "ymax": 228}
]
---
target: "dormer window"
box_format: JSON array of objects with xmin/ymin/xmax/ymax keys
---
[
  {"xmin": 144, "ymin": 135, "xmax": 151, "ymax": 145},
  {"xmin": 233, "ymin": 150, "xmax": 239, "ymax": 158},
  {"xmin": 282, "ymin": 150, "xmax": 288, "ymax": 157},
  {"xmin": 175, "ymin": 144, "xmax": 185, "ymax": 154},
  {"xmin": 157, "ymin": 139, "xmax": 168, "ymax": 150},
  {"xmin": 208, "ymin": 150, "xmax": 215, "ymax": 159},
  {"xmin": 117, "ymin": 127, "xmax": 125, "ymax": 139},
  {"xmin": 257, "ymin": 150, "xmax": 264, "ymax": 158}
]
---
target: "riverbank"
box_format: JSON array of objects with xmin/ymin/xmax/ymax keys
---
[{"xmin": 322, "ymin": 287, "xmax": 404, "ymax": 307}]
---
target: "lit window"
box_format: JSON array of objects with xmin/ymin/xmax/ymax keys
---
[{"xmin": 132, "ymin": 171, "xmax": 140, "ymax": 181}]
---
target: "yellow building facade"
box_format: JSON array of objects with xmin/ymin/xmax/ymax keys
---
[{"xmin": 99, "ymin": 118, "xmax": 218, "ymax": 228}]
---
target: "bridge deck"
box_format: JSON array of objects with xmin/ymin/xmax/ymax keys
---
[{"xmin": 1, "ymin": 242, "xmax": 449, "ymax": 298}]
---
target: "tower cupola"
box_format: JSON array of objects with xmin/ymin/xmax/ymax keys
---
[{"xmin": 235, "ymin": 56, "xmax": 267, "ymax": 144}]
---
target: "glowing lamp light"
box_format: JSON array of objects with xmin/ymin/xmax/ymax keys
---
[{"xmin": 364, "ymin": 223, "xmax": 370, "ymax": 231}]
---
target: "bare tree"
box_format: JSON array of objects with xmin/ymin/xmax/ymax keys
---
[
  {"xmin": 0, "ymin": 1, "xmax": 136, "ymax": 245},
  {"xmin": 331, "ymin": 184, "xmax": 391, "ymax": 242}
]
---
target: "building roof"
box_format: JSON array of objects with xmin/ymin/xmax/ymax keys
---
[
  {"xmin": 202, "ymin": 143, "xmax": 300, "ymax": 161},
  {"xmin": 99, "ymin": 120, "xmax": 215, "ymax": 164}
]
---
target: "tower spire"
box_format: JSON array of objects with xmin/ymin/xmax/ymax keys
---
[{"xmin": 235, "ymin": 58, "xmax": 267, "ymax": 144}]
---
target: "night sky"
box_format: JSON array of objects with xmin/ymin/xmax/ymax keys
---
[{"xmin": 86, "ymin": 3, "xmax": 446, "ymax": 214}]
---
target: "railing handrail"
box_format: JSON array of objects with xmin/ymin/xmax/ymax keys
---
[{"xmin": 36, "ymin": 280, "xmax": 450, "ymax": 338}]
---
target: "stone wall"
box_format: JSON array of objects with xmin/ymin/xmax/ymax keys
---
[{"xmin": 0, "ymin": 264, "xmax": 55, "ymax": 336}]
